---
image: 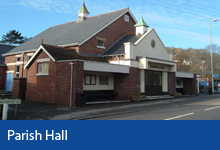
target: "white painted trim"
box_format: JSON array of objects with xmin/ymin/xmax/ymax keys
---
[
  {"xmin": 176, "ymin": 71, "xmax": 194, "ymax": 78},
  {"xmin": 6, "ymin": 62, "xmax": 24, "ymax": 66},
  {"xmin": 84, "ymin": 61, "xmax": 129, "ymax": 74},
  {"xmin": 6, "ymin": 71, "xmax": 14, "ymax": 73},
  {"xmin": 27, "ymin": 53, "xmax": 34, "ymax": 56},
  {"xmin": 37, "ymin": 58, "xmax": 50, "ymax": 63},
  {"xmin": 15, "ymin": 55, "xmax": 21, "ymax": 57},
  {"xmin": 79, "ymin": 9, "xmax": 137, "ymax": 46},
  {"xmin": 97, "ymin": 46, "xmax": 106, "ymax": 49},
  {"xmin": 36, "ymin": 73, "xmax": 49, "ymax": 76},
  {"xmin": 24, "ymin": 45, "xmax": 55, "ymax": 69}
]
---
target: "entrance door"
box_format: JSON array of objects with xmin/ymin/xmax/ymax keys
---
[
  {"xmin": 145, "ymin": 71, "xmax": 162, "ymax": 96},
  {"xmin": 6, "ymin": 73, "xmax": 13, "ymax": 91}
]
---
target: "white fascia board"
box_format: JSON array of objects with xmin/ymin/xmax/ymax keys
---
[
  {"xmin": 176, "ymin": 71, "xmax": 194, "ymax": 78},
  {"xmin": 79, "ymin": 9, "xmax": 137, "ymax": 46},
  {"xmin": 24, "ymin": 45, "xmax": 55, "ymax": 69},
  {"xmin": 84, "ymin": 61, "xmax": 129, "ymax": 74}
]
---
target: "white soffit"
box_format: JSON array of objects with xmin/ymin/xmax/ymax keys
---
[
  {"xmin": 176, "ymin": 72, "xmax": 194, "ymax": 78},
  {"xmin": 84, "ymin": 61, "xmax": 129, "ymax": 74}
]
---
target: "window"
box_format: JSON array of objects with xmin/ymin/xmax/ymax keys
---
[
  {"xmin": 28, "ymin": 55, "xmax": 32, "ymax": 60},
  {"xmin": 124, "ymin": 15, "xmax": 129, "ymax": 22},
  {"xmin": 37, "ymin": 62, "xmax": 49, "ymax": 75},
  {"xmin": 177, "ymin": 80, "xmax": 181, "ymax": 86},
  {"xmin": 97, "ymin": 40, "xmax": 104, "ymax": 47},
  {"xmin": 16, "ymin": 57, "xmax": 20, "ymax": 62},
  {"xmin": 99, "ymin": 76, "xmax": 109, "ymax": 85},
  {"xmin": 85, "ymin": 75, "xmax": 96, "ymax": 85},
  {"xmin": 15, "ymin": 65, "xmax": 19, "ymax": 77}
]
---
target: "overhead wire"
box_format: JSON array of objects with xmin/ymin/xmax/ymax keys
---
[{"xmin": 139, "ymin": 0, "xmax": 220, "ymax": 20}]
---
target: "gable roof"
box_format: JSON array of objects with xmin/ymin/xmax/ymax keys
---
[
  {"xmin": 101, "ymin": 34, "xmax": 141, "ymax": 56},
  {"xmin": 25, "ymin": 44, "xmax": 107, "ymax": 68},
  {"xmin": 5, "ymin": 8, "xmax": 137, "ymax": 56},
  {"xmin": 0, "ymin": 44, "xmax": 16, "ymax": 65}
]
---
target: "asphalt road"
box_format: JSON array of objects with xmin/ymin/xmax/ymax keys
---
[{"xmin": 95, "ymin": 98, "xmax": 220, "ymax": 120}]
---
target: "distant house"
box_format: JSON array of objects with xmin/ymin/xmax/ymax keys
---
[
  {"xmin": 2, "ymin": 4, "xmax": 197, "ymax": 106},
  {"xmin": 0, "ymin": 44, "xmax": 16, "ymax": 90},
  {"xmin": 182, "ymin": 59, "xmax": 192, "ymax": 65}
]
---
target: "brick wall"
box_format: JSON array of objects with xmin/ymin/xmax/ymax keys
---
[
  {"xmin": 183, "ymin": 74, "xmax": 197, "ymax": 95},
  {"xmin": 54, "ymin": 61, "xmax": 84, "ymax": 106},
  {"xmin": 168, "ymin": 72, "xmax": 176, "ymax": 94},
  {"xmin": 26, "ymin": 51, "xmax": 56, "ymax": 104},
  {"xmin": 79, "ymin": 12, "xmax": 136, "ymax": 55},
  {"xmin": 12, "ymin": 78, "xmax": 27, "ymax": 100},
  {"xmin": 0, "ymin": 66, "xmax": 6, "ymax": 90},
  {"xmin": 114, "ymin": 67, "xmax": 140, "ymax": 100}
]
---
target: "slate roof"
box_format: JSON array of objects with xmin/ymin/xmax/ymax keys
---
[
  {"xmin": 5, "ymin": 8, "xmax": 130, "ymax": 55},
  {"xmin": 42, "ymin": 44, "xmax": 107, "ymax": 62},
  {"xmin": 102, "ymin": 34, "xmax": 141, "ymax": 56},
  {"xmin": 0, "ymin": 44, "xmax": 16, "ymax": 65}
]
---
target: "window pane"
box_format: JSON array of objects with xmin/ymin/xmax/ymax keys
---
[
  {"xmin": 16, "ymin": 65, "xmax": 19, "ymax": 72},
  {"xmin": 145, "ymin": 72, "xmax": 149, "ymax": 86},
  {"xmin": 97, "ymin": 40, "xmax": 104, "ymax": 47},
  {"xmin": 38, "ymin": 63, "xmax": 43, "ymax": 74},
  {"xmin": 16, "ymin": 57, "xmax": 20, "ymax": 62},
  {"xmin": 99, "ymin": 76, "xmax": 109, "ymax": 85},
  {"xmin": 157, "ymin": 75, "xmax": 162, "ymax": 85}
]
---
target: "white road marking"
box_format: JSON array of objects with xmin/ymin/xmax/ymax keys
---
[
  {"xmin": 164, "ymin": 113, "xmax": 195, "ymax": 120},
  {"xmin": 204, "ymin": 106, "xmax": 220, "ymax": 111}
]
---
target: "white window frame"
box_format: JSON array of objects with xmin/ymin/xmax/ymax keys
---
[
  {"xmin": 16, "ymin": 57, "xmax": 21, "ymax": 62},
  {"xmin": 97, "ymin": 40, "xmax": 106, "ymax": 49},
  {"xmin": 36, "ymin": 58, "xmax": 50, "ymax": 76},
  {"xmin": 124, "ymin": 15, "xmax": 129, "ymax": 22}
]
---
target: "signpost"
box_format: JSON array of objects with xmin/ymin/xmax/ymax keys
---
[
  {"xmin": 0, "ymin": 99, "xmax": 21, "ymax": 120},
  {"xmin": 206, "ymin": 71, "xmax": 212, "ymax": 74}
]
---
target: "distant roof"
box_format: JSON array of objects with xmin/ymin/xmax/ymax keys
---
[
  {"xmin": 0, "ymin": 44, "xmax": 16, "ymax": 65},
  {"xmin": 5, "ymin": 8, "xmax": 136, "ymax": 56},
  {"xmin": 102, "ymin": 34, "xmax": 141, "ymax": 56}
]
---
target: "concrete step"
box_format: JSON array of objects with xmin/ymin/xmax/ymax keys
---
[
  {"xmin": 0, "ymin": 90, "xmax": 12, "ymax": 96},
  {"xmin": 146, "ymin": 95, "xmax": 174, "ymax": 100}
]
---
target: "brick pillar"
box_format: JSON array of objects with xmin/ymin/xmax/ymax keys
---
[
  {"xmin": 73, "ymin": 61, "xmax": 84, "ymax": 106},
  {"xmin": 114, "ymin": 67, "xmax": 140, "ymax": 100},
  {"xmin": 12, "ymin": 78, "xmax": 27, "ymax": 100},
  {"xmin": 183, "ymin": 74, "xmax": 197, "ymax": 95},
  {"xmin": 168, "ymin": 72, "xmax": 176, "ymax": 94},
  {"xmin": 0, "ymin": 66, "xmax": 6, "ymax": 90}
]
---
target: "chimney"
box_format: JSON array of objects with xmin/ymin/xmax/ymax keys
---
[
  {"xmin": 134, "ymin": 17, "xmax": 149, "ymax": 35},
  {"xmin": 77, "ymin": 2, "xmax": 90, "ymax": 22}
]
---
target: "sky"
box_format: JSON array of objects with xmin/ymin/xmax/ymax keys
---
[{"xmin": 0, "ymin": 0, "xmax": 220, "ymax": 49}]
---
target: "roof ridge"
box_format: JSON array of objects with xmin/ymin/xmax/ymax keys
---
[{"xmin": 50, "ymin": 8, "xmax": 128, "ymax": 29}]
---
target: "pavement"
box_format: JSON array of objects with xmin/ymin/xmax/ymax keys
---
[{"xmin": 2, "ymin": 93, "xmax": 220, "ymax": 120}]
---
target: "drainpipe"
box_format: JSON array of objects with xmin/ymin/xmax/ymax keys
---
[
  {"xmin": 70, "ymin": 62, "xmax": 74, "ymax": 107},
  {"xmin": 22, "ymin": 52, "xmax": 25, "ymax": 78}
]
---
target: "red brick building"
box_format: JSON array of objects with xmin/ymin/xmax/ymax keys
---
[
  {"xmin": 0, "ymin": 44, "xmax": 16, "ymax": 90},
  {"xmin": 2, "ymin": 4, "xmax": 196, "ymax": 106}
]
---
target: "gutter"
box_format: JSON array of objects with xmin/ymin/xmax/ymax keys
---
[{"xmin": 2, "ymin": 49, "xmax": 37, "ymax": 57}]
